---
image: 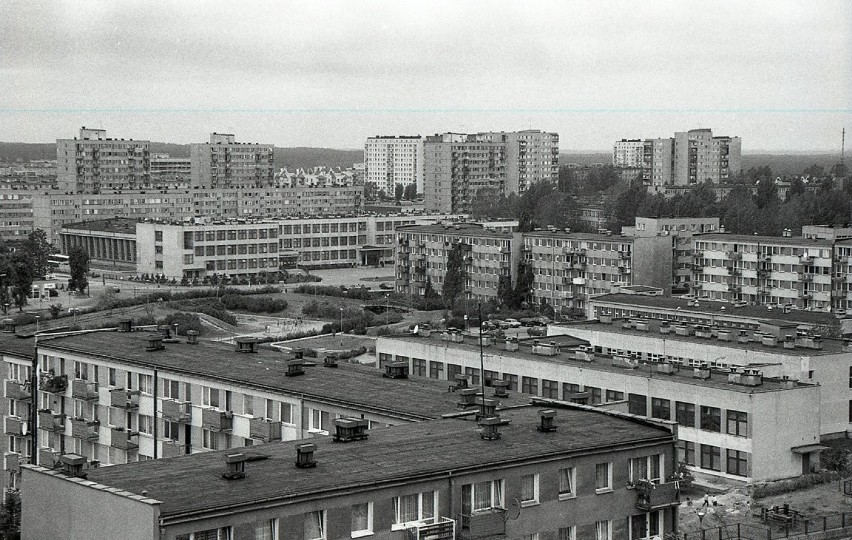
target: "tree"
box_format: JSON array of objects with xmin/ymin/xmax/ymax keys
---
[
  {"xmin": 403, "ymin": 183, "xmax": 417, "ymax": 201},
  {"xmin": 394, "ymin": 183, "xmax": 404, "ymax": 204},
  {"xmin": 49, "ymin": 303, "xmax": 63, "ymax": 319},
  {"xmin": 68, "ymin": 246, "xmax": 90, "ymax": 294},
  {"xmin": 442, "ymin": 244, "xmax": 467, "ymax": 310},
  {"xmin": 0, "ymin": 490, "xmax": 20, "ymax": 540},
  {"xmin": 23, "ymin": 229, "xmax": 55, "ymax": 278},
  {"xmin": 10, "ymin": 251, "xmax": 33, "ymax": 311},
  {"xmin": 511, "ymin": 261, "xmax": 534, "ymax": 308}
]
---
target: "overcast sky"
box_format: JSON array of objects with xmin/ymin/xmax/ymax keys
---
[{"xmin": 1, "ymin": 0, "xmax": 850, "ymax": 151}]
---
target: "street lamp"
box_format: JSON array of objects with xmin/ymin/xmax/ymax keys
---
[
  {"xmin": 35, "ymin": 315, "xmax": 40, "ymax": 335},
  {"xmin": 385, "ymin": 293, "xmax": 389, "ymax": 326},
  {"xmin": 339, "ymin": 307, "xmax": 344, "ymax": 338}
]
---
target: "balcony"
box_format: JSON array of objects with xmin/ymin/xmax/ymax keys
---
[
  {"xmin": 202, "ymin": 408, "xmax": 233, "ymax": 431},
  {"xmin": 110, "ymin": 388, "xmax": 140, "ymax": 409},
  {"xmin": 798, "ymin": 273, "xmax": 814, "ymax": 283},
  {"xmin": 457, "ymin": 509, "xmax": 506, "ymax": 540},
  {"xmin": 4, "ymin": 453, "xmax": 20, "ymax": 474},
  {"xmin": 5, "ymin": 380, "xmax": 31, "ymax": 401},
  {"xmin": 727, "ymin": 251, "xmax": 742, "ymax": 260},
  {"xmin": 405, "ymin": 517, "xmax": 456, "ymax": 540},
  {"xmin": 161, "ymin": 440, "xmax": 189, "ymax": 458},
  {"xmin": 41, "ymin": 373, "xmax": 68, "ymax": 394},
  {"xmin": 161, "ymin": 399, "xmax": 191, "ymax": 422},
  {"xmin": 249, "ymin": 418, "xmax": 282, "ymax": 442},
  {"xmin": 635, "ymin": 479, "xmax": 681, "ymax": 511},
  {"xmin": 38, "ymin": 410, "xmax": 65, "ymax": 432},
  {"xmin": 71, "ymin": 379, "xmax": 98, "ymax": 401},
  {"xmin": 572, "ymin": 277, "xmax": 586, "ymax": 285},
  {"xmin": 39, "ymin": 448, "xmax": 61, "ymax": 468},
  {"xmin": 111, "ymin": 427, "xmax": 138, "ymax": 450},
  {"xmin": 5, "ymin": 417, "xmax": 26, "ymax": 436},
  {"xmin": 70, "ymin": 418, "xmax": 100, "ymax": 441}
]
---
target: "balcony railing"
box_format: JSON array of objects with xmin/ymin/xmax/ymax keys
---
[
  {"xmin": 4, "ymin": 417, "xmax": 26, "ymax": 436},
  {"xmin": 161, "ymin": 399, "xmax": 191, "ymax": 422},
  {"xmin": 5, "ymin": 380, "xmax": 31, "ymax": 401},
  {"xmin": 110, "ymin": 388, "xmax": 140, "ymax": 409},
  {"xmin": 111, "ymin": 427, "xmax": 138, "ymax": 450},
  {"xmin": 41, "ymin": 373, "xmax": 68, "ymax": 394},
  {"xmin": 38, "ymin": 409, "xmax": 65, "ymax": 431},
  {"xmin": 457, "ymin": 509, "xmax": 506, "ymax": 540},
  {"xmin": 635, "ymin": 479, "xmax": 681, "ymax": 511},
  {"xmin": 161, "ymin": 440, "xmax": 190, "ymax": 458},
  {"xmin": 249, "ymin": 418, "xmax": 282, "ymax": 442},
  {"xmin": 202, "ymin": 408, "xmax": 233, "ymax": 431},
  {"xmin": 39, "ymin": 448, "xmax": 61, "ymax": 468},
  {"xmin": 70, "ymin": 418, "xmax": 100, "ymax": 441},
  {"xmin": 4, "ymin": 452, "xmax": 21, "ymax": 474},
  {"xmin": 406, "ymin": 517, "xmax": 456, "ymax": 540},
  {"xmin": 71, "ymin": 379, "xmax": 98, "ymax": 401}
]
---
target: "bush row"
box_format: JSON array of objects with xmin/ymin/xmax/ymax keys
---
[
  {"xmin": 751, "ymin": 471, "xmax": 839, "ymax": 499},
  {"xmin": 220, "ymin": 294, "xmax": 288, "ymax": 314},
  {"xmin": 95, "ymin": 286, "xmax": 280, "ymax": 311}
]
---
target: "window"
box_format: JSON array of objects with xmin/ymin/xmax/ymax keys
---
[
  {"xmin": 138, "ymin": 415, "xmax": 153, "ymax": 435},
  {"xmin": 605, "ymin": 390, "xmax": 624, "ymax": 403},
  {"xmin": 412, "ymin": 358, "xmax": 427, "ymax": 377},
  {"xmin": 108, "ymin": 368, "xmax": 117, "ymax": 387},
  {"xmin": 595, "ymin": 463, "xmax": 612, "ymax": 492},
  {"xmin": 138, "ymin": 374, "xmax": 153, "ymax": 395},
  {"xmin": 203, "ymin": 387, "xmax": 220, "ymax": 408},
  {"xmin": 429, "ymin": 361, "xmax": 443, "ymax": 379},
  {"xmin": 521, "ymin": 376, "xmax": 538, "ymax": 395},
  {"xmin": 558, "ymin": 526, "xmax": 576, "ymax": 540},
  {"xmin": 351, "ymin": 502, "xmax": 373, "ymax": 538},
  {"xmin": 162, "ymin": 378, "xmax": 180, "ymax": 400},
  {"xmin": 677, "ymin": 440, "xmax": 696, "ymax": 466},
  {"xmin": 392, "ymin": 491, "xmax": 437, "ymax": 528},
  {"xmin": 726, "ymin": 410, "xmax": 748, "ymax": 437},
  {"xmin": 520, "ymin": 473, "xmax": 539, "ymax": 506},
  {"xmin": 503, "ymin": 374, "xmax": 518, "ymax": 391},
  {"xmin": 700, "ymin": 444, "xmax": 721, "ymax": 471},
  {"xmin": 629, "ymin": 454, "xmax": 662, "ymax": 483},
  {"xmin": 675, "ymin": 402, "xmax": 695, "ymax": 427},
  {"xmin": 74, "ymin": 361, "xmax": 89, "ymax": 380},
  {"xmin": 310, "ymin": 409, "xmax": 330, "ymax": 431},
  {"xmin": 651, "ymin": 398, "xmax": 670, "ymax": 420},
  {"xmin": 595, "ymin": 520, "xmax": 611, "ymax": 540},
  {"xmin": 163, "ymin": 421, "xmax": 179, "ymax": 441},
  {"xmin": 462, "ymin": 480, "xmax": 504, "ymax": 513},
  {"xmin": 587, "ymin": 386, "xmax": 601, "ymax": 405},
  {"xmin": 202, "ymin": 429, "xmax": 218, "ymax": 450},
  {"xmin": 541, "ymin": 379, "xmax": 558, "ymax": 398},
  {"xmin": 700, "ymin": 406, "xmax": 721, "ymax": 432},
  {"xmin": 175, "ymin": 528, "xmax": 231, "ymax": 540},
  {"xmin": 305, "ymin": 510, "xmax": 326, "ymax": 540},
  {"xmin": 628, "ymin": 394, "xmax": 647, "ymax": 416},
  {"xmin": 727, "ymin": 450, "xmax": 749, "ymax": 477},
  {"xmin": 558, "ymin": 467, "xmax": 576, "ymax": 499}
]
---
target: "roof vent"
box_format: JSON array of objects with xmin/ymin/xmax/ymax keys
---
[
  {"xmin": 783, "ymin": 335, "xmax": 796, "ymax": 349},
  {"xmin": 383, "ymin": 362, "xmax": 409, "ymax": 379},
  {"xmin": 157, "ymin": 325, "xmax": 172, "ymax": 339},
  {"xmin": 779, "ymin": 375, "xmax": 796, "ymax": 389},
  {"xmin": 538, "ymin": 410, "xmax": 557, "ymax": 433},
  {"xmin": 693, "ymin": 364, "xmax": 711, "ymax": 380},
  {"xmin": 118, "ymin": 319, "xmax": 132, "ymax": 332},
  {"xmin": 2, "ymin": 319, "xmax": 16, "ymax": 334},
  {"xmin": 727, "ymin": 367, "xmax": 742, "ymax": 385},
  {"xmin": 659, "ymin": 321, "xmax": 671, "ymax": 334},
  {"xmin": 479, "ymin": 415, "xmax": 509, "ymax": 441},
  {"xmin": 531, "ymin": 340, "xmax": 558, "ymax": 356},
  {"xmin": 598, "ymin": 312, "xmax": 613, "ymax": 324},
  {"xmin": 475, "ymin": 398, "xmax": 497, "ymax": 420},
  {"xmin": 186, "ymin": 330, "xmax": 199, "ymax": 344},
  {"xmin": 285, "ymin": 359, "xmax": 305, "ymax": 377},
  {"xmin": 761, "ymin": 334, "xmax": 778, "ymax": 347},
  {"xmin": 656, "ymin": 362, "xmax": 676, "ymax": 375},
  {"xmin": 739, "ymin": 369, "xmax": 763, "ymax": 387},
  {"xmin": 295, "ymin": 443, "xmax": 317, "ymax": 469},
  {"xmin": 60, "ymin": 454, "xmax": 87, "ymax": 478},
  {"xmin": 457, "ymin": 388, "xmax": 479, "ymax": 409},
  {"xmin": 146, "ymin": 334, "xmax": 164, "ymax": 351},
  {"xmin": 332, "ymin": 418, "xmax": 369, "ymax": 442},
  {"xmin": 737, "ymin": 330, "xmax": 750, "ymax": 343},
  {"xmin": 504, "ymin": 338, "xmax": 519, "ymax": 352},
  {"xmin": 222, "ymin": 453, "xmax": 247, "ymax": 480},
  {"xmin": 323, "ymin": 354, "xmax": 339, "ymax": 368},
  {"xmin": 293, "ymin": 348, "xmax": 305, "ymax": 360},
  {"xmin": 235, "ymin": 337, "xmax": 258, "ymax": 353},
  {"xmin": 717, "ymin": 329, "xmax": 731, "ymax": 341},
  {"xmin": 453, "ymin": 373, "xmax": 471, "ymax": 390},
  {"xmin": 491, "ymin": 379, "xmax": 509, "ymax": 398}
]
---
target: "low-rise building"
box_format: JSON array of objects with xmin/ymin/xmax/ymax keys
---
[
  {"xmin": 22, "ymin": 404, "xmax": 679, "ymax": 540},
  {"xmin": 376, "ymin": 329, "xmax": 824, "ymax": 483}
]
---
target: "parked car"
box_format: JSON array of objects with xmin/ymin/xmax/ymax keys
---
[
  {"xmin": 520, "ymin": 317, "xmax": 536, "ymax": 327},
  {"xmin": 504, "ymin": 318, "xmax": 522, "ymax": 328},
  {"xmin": 533, "ymin": 316, "xmax": 551, "ymax": 326},
  {"xmin": 480, "ymin": 320, "xmax": 497, "ymax": 331},
  {"xmin": 527, "ymin": 326, "xmax": 546, "ymax": 337},
  {"xmin": 491, "ymin": 319, "xmax": 511, "ymax": 330}
]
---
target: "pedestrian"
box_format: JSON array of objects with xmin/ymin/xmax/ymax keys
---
[
  {"xmin": 711, "ymin": 495, "xmax": 718, "ymax": 507},
  {"xmin": 702, "ymin": 494, "xmax": 710, "ymax": 508},
  {"xmin": 686, "ymin": 497, "xmax": 693, "ymax": 507}
]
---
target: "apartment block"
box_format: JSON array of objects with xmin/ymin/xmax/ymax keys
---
[
  {"xmin": 377, "ymin": 323, "xmax": 825, "ymax": 483},
  {"xmin": 642, "ymin": 138, "xmax": 674, "ymax": 189},
  {"xmin": 523, "ymin": 231, "xmax": 672, "ymax": 312},
  {"xmin": 56, "ymin": 127, "xmax": 151, "ymax": 193},
  {"xmin": 189, "ymin": 133, "xmax": 274, "ymax": 189},
  {"xmin": 395, "ymin": 224, "xmax": 517, "ymax": 301},
  {"xmin": 832, "ymin": 239, "xmax": 852, "ymax": 312},
  {"xmin": 625, "ymin": 217, "xmax": 720, "ymax": 289},
  {"xmin": 0, "ymin": 186, "xmax": 38, "ymax": 242},
  {"xmin": 423, "ymin": 134, "xmax": 507, "ymax": 214},
  {"xmin": 0, "ymin": 332, "xmax": 39, "ymax": 492},
  {"xmin": 22, "ymin": 403, "xmax": 679, "ymax": 540},
  {"xmin": 691, "ymin": 233, "xmax": 835, "ymax": 311},
  {"xmin": 364, "ymin": 136, "xmax": 424, "ymax": 194},
  {"xmin": 477, "ymin": 130, "xmax": 559, "ymax": 193},
  {"xmin": 613, "ymin": 139, "xmax": 645, "ymax": 168},
  {"xmin": 149, "ymin": 154, "xmax": 191, "ymax": 183}
]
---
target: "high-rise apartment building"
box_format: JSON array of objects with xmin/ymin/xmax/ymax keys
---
[
  {"xmin": 189, "ymin": 133, "xmax": 274, "ymax": 189},
  {"xmin": 617, "ymin": 129, "xmax": 741, "ymax": 189},
  {"xmin": 477, "ymin": 130, "xmax": 559, "ymax": 193},
  {"xmin": 364, "ymin": 135, "xmax": 424, "ymax": 195},
  {"xmin": 56, "ymin": 127, "xmax": 151, "ymax": 193}
]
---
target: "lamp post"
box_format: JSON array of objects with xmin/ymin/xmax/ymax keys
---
[
  {"xmin": 339, "ymin": 307, "xmax": 344, "ymax": 336},
  {"xmin": 385, "ymin": 293, "xmax": 389, "ymax": 326},
  {"xmin": 35, "ymin": 315, "xmax": 40, "ymax": 335}
]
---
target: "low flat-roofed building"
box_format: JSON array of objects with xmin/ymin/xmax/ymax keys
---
[
  {"xmin": 59, "ymin": 218, "xmax": 139, "ymax": 271},
  {"xmin": 376, "ymin": 329, "xmax": 823, "ymax": 482},
  {"xmin": 22, "ymin": 405, "xmax": 678, "ymax": 540}
]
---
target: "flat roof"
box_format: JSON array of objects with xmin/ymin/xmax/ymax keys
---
[
  {"xmin": 383, "ymin": 333, "xmax": 819, "ymax": 392},
  {"xmin": 591, "ymin": 293, "xmax": 837, "ymax": 326},
  {"xmin": 695, "ymin": 233, "xmax": 834, "ymax": 248},
  {"xmin": 524, "ymin": 231, "xmax": 634, "ymax": 242},
  {"xmin": 556, "ymin": 318, "xmax": 845, "ymax": 357},
  {"xmin": 397, "ymin": 223, "xmax": 512, "ymax": 238},
  {"xmin": 0, "ymin": 333, "xmax": 36, "ymax": 359},
  {"xmin": 74, "ymin": 406, "xmax": 671, "ymax": 518},
  {"xmin": 60, "ymin": 218, "xmax": 139, "ymax": 234},
  {"xmin": 38, "ymin": 332, "xmax": 523, "ymax": 421}
]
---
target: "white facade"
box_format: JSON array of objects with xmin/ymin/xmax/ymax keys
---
[
  {"xmin": 364, "ymin": 136, "xmax": 424, "ymax": 195},
  {"xmin": 613, "ymin": 140, "xmax": 645, "ymax": 168}
]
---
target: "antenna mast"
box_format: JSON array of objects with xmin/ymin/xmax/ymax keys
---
[{"xmin": 842, "ymin": 128, "xmax": 846, "ymax": 167}]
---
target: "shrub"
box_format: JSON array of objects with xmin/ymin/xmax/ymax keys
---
[
  {"xmin": 181, "ymin": 299, "xmax": 238, "ymax": 326},
  {"xmin": 751, "ymin": 471, "xmax": 839, "ymax": 499},
  {"xmin": 220, "ymin": 294, "xmax": 288, "ymax": 313},
  {"xmin": 157, "ymin": 312, "xmax": 204, "ymax": 336}
]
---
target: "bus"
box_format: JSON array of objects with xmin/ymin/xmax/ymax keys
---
[{"xmin": 48, "ymin": 254, "xmax": 70, "ymax": 274}]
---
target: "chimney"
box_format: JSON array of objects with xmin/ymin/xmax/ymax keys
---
[
  {"xmin": 504, "ymin": 338, "xmax": 519, "ymax": 352},
  {"xmin": 186, "ymin": 330, "xmax": 199, "ymax": 344},
  {"xmin": 479, "ymin": 416, "xmax": 509, "ymax": 440},
  {"xmin": 491, "ymin": 379, "xmax": 510, "ymax": 398},
  {"xmin": 783, "ymin": 335, "xmax": 796, "ymax": 349},
  {"xmin": 693, "ymin": 364, "xmax": 711, "ymax": 380},
  {"xmin": 235, "ymin": 337, "xmax": 258, "ymax": 353},
  {"xmin": 538, "ymin": 410, "xmax": 557, "ymax": 433},
  {"xmin": 2, "ymin": 319, "xmax": 16, "ymax": 334},
  {"xmin": 60, "ymin": 454, "xmax": 87, "ymax": 478},
  {"xmin": 118, "ymin": 319, "xmax": 132, "ymax": 332},
  {"xmin": 157, "ymin": 325, "xmax": 172, "ymax": 339},
  {"xmin": 383, "ymin": 362, "xmax": 409, "ymax": 379},
  {"xmin": 453, "ymin": 373, "xmax": 471, "ymax": 390},
  {"xmin": 146, "ymin": 334, "xmax": 165, "ymax": 351},
  {"xmin": 332, "ymin": 418, "xmax": 369, "ymax": 442},
  {"xmin": 285, "ymin": 359, "xmax": 305, "ymax": 377},
  {"xmin": 475, "ymin": 397, "xmax": 497, "ymax": 419},
  {"xmin": 222, "ymin": 453, "xmax": 247, "ymax": 480},
  {"xmin": 295, "ymin": 443, "xmax": 317, "ymax": 468},
  {"xmin": 457, "ymin": 388, "xmax": 478, "ymax": 409},
  {"xmin": 323, "ymin": 353, "xmax": 339, "ymax": 368},
  {"xmin": 779, "ymin": 375, "xmax": 796, "ymax": 389}
]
